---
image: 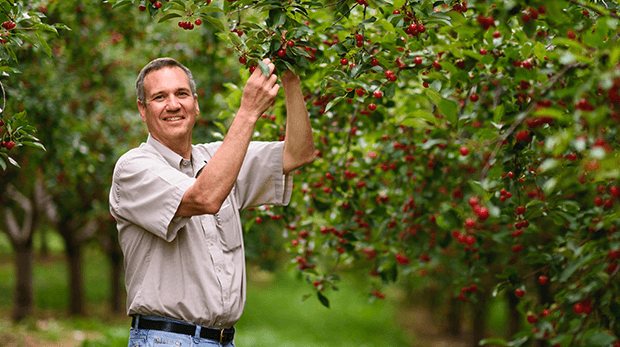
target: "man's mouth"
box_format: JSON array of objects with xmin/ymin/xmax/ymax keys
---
[{"xmin": 164, "ymin": 116, "xmax": 184, "ymax": 121}]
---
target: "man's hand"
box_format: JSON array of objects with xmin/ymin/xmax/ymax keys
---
[{"xmin": 238, "ymin": 58, "xmax": 280, "ymax": 122}]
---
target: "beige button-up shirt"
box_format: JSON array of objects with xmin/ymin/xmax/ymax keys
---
[{"xmin": 110, "ymin": 135, "xmax": 293, "ymax": 328}]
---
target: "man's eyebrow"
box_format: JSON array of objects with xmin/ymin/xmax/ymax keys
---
[{"xmin": 148, "ymin": 87, "xmax": 191, "ymax": 98}]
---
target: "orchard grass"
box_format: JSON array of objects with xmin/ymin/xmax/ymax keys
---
[{"xmin": 0, "ymin": 231, "xmax": 413, "ymax": 347}]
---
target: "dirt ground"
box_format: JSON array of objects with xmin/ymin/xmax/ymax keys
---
[{"xmin": 398, "ymin": 305, "xmax": 473, "ymax": 347}]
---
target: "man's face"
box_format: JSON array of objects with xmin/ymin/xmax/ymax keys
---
[{"xmin": 138, "ymin": 66, "xmax": 199, "ymax": 148}]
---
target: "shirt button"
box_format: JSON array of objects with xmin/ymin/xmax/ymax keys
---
[{"xmin": 217, "ymin": 268, "xmax": 221, "ymax": 272}]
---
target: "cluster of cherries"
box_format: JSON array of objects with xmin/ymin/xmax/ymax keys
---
[{"xmin": 1, "ymin": 21, "xmax": 16, "ymax": 30}]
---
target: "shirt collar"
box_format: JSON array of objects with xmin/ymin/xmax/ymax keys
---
[{"xmin": 146, "ymin": 134, "xmax": 188, "ymax": 170}]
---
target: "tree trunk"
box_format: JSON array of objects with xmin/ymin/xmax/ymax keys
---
[
  {"xmin": 110, "ymin": 251, "xmax": 124, "ymax": 314},
  {"xmin": 447, "ymin": 296, "xmax": 462, "ymax": 337},
  {"xmin": 471, "ymin": 293, "xmax": 488, "ymax": 347},
  {"xmin": 2, "ymin": 183, "xmax": 40, "ymax": 322},
  {"xmin": 67, "ymin": 239, "xmax": 85, "ymax": 316},
  {"xmin": 13, "ymin": 243, "xmax": 34, "ymax": 321},
  {"xmin": 507, "ymin": 290, "xmax": 521, "ymax": 338}
]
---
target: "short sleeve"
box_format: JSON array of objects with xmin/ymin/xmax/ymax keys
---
[
  {"xmin": 110, "ymin": 152, "xmax": 194, "ymax": 242},
  {"xmin": 234, "ymin": 141, "xmax": 293, "ymax": 210}
]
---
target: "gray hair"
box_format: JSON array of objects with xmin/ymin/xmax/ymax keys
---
[{"xmin": 135, "ymin": 57, "xmax": 196, "ymax": 105}]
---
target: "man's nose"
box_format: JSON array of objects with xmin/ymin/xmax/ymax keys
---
[{"xmin": 166, "ymin": 95, "xmax": 181, "ymax": 111}]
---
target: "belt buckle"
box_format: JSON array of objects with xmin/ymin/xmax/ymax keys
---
[{"xmin": 219, "ymin": 328, "xmax": 224, "ymax": 344}]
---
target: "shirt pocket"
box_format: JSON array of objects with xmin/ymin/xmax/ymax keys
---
[{"xmin": 215, "ymin": 203, "xmax": 242, "ymax": 252}]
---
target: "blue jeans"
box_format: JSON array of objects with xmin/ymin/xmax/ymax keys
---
[{"xmin": 128, "ymin": 315, "xmax": 235, "ymax": 347}]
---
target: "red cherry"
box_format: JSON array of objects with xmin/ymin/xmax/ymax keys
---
[
  {"xmin": 516, "ymin": 130, "xmax": 530, "ymax": 142},
  {"xmin": 594, "ymin": 196, "xmax": 604, "ymax": 207},
  {"xmin": 493, "ymin": 31, "xmax": 501, "ymax": 38},
  {"xmin": 340, "ymin": 57, "xmax": 349, "ymax": 65},
  {"xmin": 371, "ymin": 58, "xmax": 379, "ymax": 66},
  {"xmin": 460, "ymin": 146, "xmax": 469, "ymax": 156},
  {"xmin": 249, "ymin": 65, "xmax": 256, "ymax": 74},
  {"xmin": 5, "ymin": 140, "xmax": 15, "ymax": 150},
  {"xmin": 414, "ymin": 56, "xmax": 422, "ymax": 65},
  {"xmin": 515, "ymin": 289, "xmax": 525, "ymax": 298},
  {"xmin": 432, "ymin": 60, "xmax": 441, "ymax": 69},
  {"xmin": 538, "ymin": 275, "xmax": 549, "ymax": 285},
  {"xmin": 356, "ymin": 88, "xmax": 365, "ymax": 97},
  {"xmin": 238, "ymin": 56, "xmax": 247, "ymax": 64},
  {"xmin": 287, "ymin": 40, "xmax": 295, "ymax": 47},
  {"xmin": 368, "ymin": 103, "xmax": 377, "ymax": 111},
  {"xmin": 527, "ymin": 314, "xmax": 537, "ymax": 324},
  {"xmin": 373, "ymin": 90, "xmax": 383, "ymax": 99},
  {"xmin": 194, "ymin": 19, "xmax": 202, "ymax": 26},
  {"xmin": 567, "ymin": 30, "xmax": 576, "ymax": 39},
  {"xmin": 516, "ymin": 206, "xmax": 526, "ymax": 215},
  {"xmin": 255, "ymin": 217, "xmax": 263, "ymax": 224},
  {"xmin": 479, "ymin": 48, "xmax": 487, "ymax": 55},
  {"xmin": 139, "ymin": 5, "xmax": 147, "ymax": 11},
  {"xmin": 278, "ymin": 49, "xmax": 286, "ymax": 58},
  {"xmin": 393, "ymin": 9, "xmax": 401, "ymax": 15},
  {"xmin": 469, "ymin": 93, "xmax": 479, "ymax": 102},
  {"xmin": 476, "ymin": 207, "xmax": 489, "ymax": 221},
  {"xmin": 154, "ymin": 1, "xmax": 162, "ymax": 8}
]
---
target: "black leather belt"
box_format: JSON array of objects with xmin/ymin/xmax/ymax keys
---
[{"xmin": 131, "ymin": 315, "xmax": 234, "ymax": 344}]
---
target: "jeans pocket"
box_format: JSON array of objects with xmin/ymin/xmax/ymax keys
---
[{"xmin": 127, "ymin": 328, "xmax": 146, "ymax": 347}]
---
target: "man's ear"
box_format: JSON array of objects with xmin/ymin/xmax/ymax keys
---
[
  {"xmin": 137, "ymin": 100, "xmax": 147, "ymax": 123},
  {"xmin": 194, "ymin": 94, "xmax": 200, "ymax": 115}
]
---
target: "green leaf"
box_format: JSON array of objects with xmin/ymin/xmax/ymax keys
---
[
  {"xmin": 258, "ymin": 60, "xmax": 270, "ymax": 76},
  {"xmin": 403, "ymin": 110, "xmax": 437, "ymax": 125},
  {"xmin": 203, "ymin": 14, "xmax": 226, "ymax": 32},
  {"xmin": 317, "ymin": 291, "xmax": 330, "ymax": 308},
  {"xmin": 533, "ymin": 42, "xmax": 546, "ymax": 61},
  {"xmin": 35, "ymin": 31, "xmax": 51, "ymax": 57},
  {"xmin": 158, "ymin": 13, "xmax": 183, "ymax": 23},
  {"xmin": 493, "ymin": 104, "xmax": 504, "ymax": 123},
  {"xmin": 583, "ymin": 331, "xmax": 616, "ymax": 347},
  {"xmin": 269, "ymin": 8, "xmax": 287, "ymax": 29},
  {"xmin": 479, "ymin": 337, "xmax": 508, "ymax": 346},
  {"xmin": 438, "ymin": 98, "xmax": 457, "ymax": 125},
  {"xmin": 110, "ymin": 0, "xmax": 133, "ymax": 9},
  {"xmin": 325, "ymin": 95, "xmax": 344, "ymax": 112}
]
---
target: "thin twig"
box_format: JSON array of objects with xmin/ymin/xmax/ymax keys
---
[
  {"xmin": 478, "ymin": 62, "xmax": 580, "ymax": 182},
  {"xmin": 331, "ymin": 3, "xmax": 358, "ymax": 27},
  {"xmin": 0, "ymin": 79, "xmax": 5, "ymax": 114}
]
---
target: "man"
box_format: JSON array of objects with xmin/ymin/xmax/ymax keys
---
[{"xmin": 109, "ymin": 57, "xmax": 314, "ymax": 346}]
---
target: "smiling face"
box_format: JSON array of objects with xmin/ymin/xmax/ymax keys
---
[{"xmin": 138, "ymin": 66, "xmax": 199, "ymax": 157}]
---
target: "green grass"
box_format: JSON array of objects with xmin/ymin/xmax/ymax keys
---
[
  {"xmin": 0, "ymin": 231, "xmax": 414, "ymax": 347},
  {"xmin": 237, "ymin": 270, "xmax": 411, "ymax": 347}
]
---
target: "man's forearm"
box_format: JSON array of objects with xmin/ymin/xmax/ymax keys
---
[
  {"xmin": 176, "ymin": 111, "xmax": 257, "ymax": 216},
  {"xmin": 282, "ymin": 73, "xmax": 315, "ymax": 174}
]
